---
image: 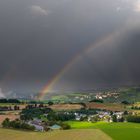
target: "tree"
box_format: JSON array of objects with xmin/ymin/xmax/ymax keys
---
[
  {"xmin": 0, "ymin": 99, "xmax": 7, "ymax": 103},
  {"xmin": 39, "ymin": 104, "xmax": 44, "ymax": 108},
  {"xmin": 91, "ymin": 115, "xmax": 99, "ymax": 122},
  {"xmin": 112, "ymin": 115, "xmax": 117, "ymax": 122},
  {"xmin": 14, "ymin": 105, "xmax": 20, "ymax": 110},
  {"xmin": 48, "ymin": 101, "xmax": 54, "ymax": 106},
  {"xmin": 2, "ymin": 118, "xmax": 10, "ymax": 128},
  {"xmin": 121, "ymin": 101, "xmax": 130, "ymax": 105},
  {"xmin": 110, "ymin": 111, "xmax": 113, "ymax": 115},
  {"xmin": 118, "ymin": 117, "xmax": 124, "ymax": 122},
  {"xmin": 61, "ymin": 123, "xmax": 71, "ymax": 130},
  {"xmin": 124, "ymin": 111, "xmax": 128, "ymax": 115}
]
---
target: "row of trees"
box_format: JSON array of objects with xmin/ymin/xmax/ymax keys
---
[
  {"xmin": 2, "ymin": 118, "xmax": 35, "ymax": 131},
  {"xmin": 0, "ymin": 99, "xmax": 20, "ymax": 103},
  {"xmin": 89, "ymin": 99, "xmax": 104, "ymax": 103},
  {"xmin": 131, "ymin": 106, "xmax": 140, "ymax": 110},
  {"xmin": 0, "ymin": 105, "xmax": 20, "ymax": 111},
  {"xmin": 127, "ymin": 115, "xmax": 140, "ymax": 123}
]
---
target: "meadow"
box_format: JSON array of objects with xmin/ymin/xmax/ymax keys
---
[
  {"xmin": 1, "ymin": 122, "xmax": 140, "ymax": 140},
  {"xmin": 66, "ymin": 121, "xmax": 140, "ymax": 140},
  {"xmin": 0, "ymin": 128, "xmax": 111, "ymax": 140}
]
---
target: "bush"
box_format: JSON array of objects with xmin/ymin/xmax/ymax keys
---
[
  {"xmin": 60, "ymin": 123, "xmax": 71, "ymax": 130},
  {"xmin": 124, "ymin": 111, "xmax": 128, "ymax": 115},
  {"xmin": 127, "ymin": 115, "xmax": 140, "ymax": 123}
]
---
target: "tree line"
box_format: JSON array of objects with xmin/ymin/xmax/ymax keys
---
[
  {"xmin": 0, "ymin": 99, "xmax": 20, "ymax": 103},
  {"xmin": 2, "ymin": 118, "xmax": 35, "ymax": 131}
]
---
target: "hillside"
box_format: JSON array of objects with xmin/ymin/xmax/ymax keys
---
[{"xmin": 48, "ymin": 87, "xmax": 140, "ymax": 103}]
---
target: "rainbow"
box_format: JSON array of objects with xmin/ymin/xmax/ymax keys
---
[{"xmin": 37, "ymin": 30, "xmax": 120, "ymax": 100}]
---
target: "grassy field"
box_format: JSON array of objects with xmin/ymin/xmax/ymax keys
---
[
  {"xmin": 1, "ymin": 122, "xmax": 140, "ymax": 140},
  {"xmin": 66, "ymin": 121, "xmax": 140, "ymax": 140},
  {"xmin": 0, "ymin": 128, "xmax": 111, "ymax": 140}
]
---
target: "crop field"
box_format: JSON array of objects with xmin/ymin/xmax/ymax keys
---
[
  {"xmin": 86, "ymin": 103, "xmax": 126, "ymax": 111},
  {"xmin": 50, "ymin": 104, "xmax": 83, "ymax": 110},
  {"xmin": 66, "ymin": 121, "xmax": 140, "ymax": 140},
  {"xmin": 0, "ymin": 128, "xmax": 111, "ymax": 140}
]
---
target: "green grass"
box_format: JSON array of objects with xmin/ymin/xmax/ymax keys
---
[
  {"xmin": 66, "ymin": 121, "xmax": 140, "ymax": 140},
  {"xmin": 1, "ymin": 121, "xmax": 140, "ymax": 140},
  {"xmin": 0, "ymin": 128, "xmax": 111, "ymax": 140}
]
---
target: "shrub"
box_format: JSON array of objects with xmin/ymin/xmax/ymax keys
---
[
  {"xmin": 60, "ymin": 123, "xmax": 71, "ymax": 130},
  {"xmin": 127, "ymin": 115, "xmax": 140, "ymax": 123}
]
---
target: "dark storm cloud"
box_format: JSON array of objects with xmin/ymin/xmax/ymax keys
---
[
  {"xmin": 59, "ymin": 26, "xmax": 140, "ymax": 90},
  {"xmin": 0, "ymin": 0, "xmax": 140, "ymax": 95}
]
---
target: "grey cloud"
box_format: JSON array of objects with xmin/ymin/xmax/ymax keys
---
[
  {"xmin": 0, "ymin": 0, "xmax": 140, "ymax": 95},
  {"xmin": 30, "ymin": 5, "xmax": 49, "ymax": 16}
]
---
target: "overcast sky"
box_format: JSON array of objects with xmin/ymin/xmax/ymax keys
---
[{"xmin": 0, "ymin": 0, "xmax": 140, "ymax": 96}]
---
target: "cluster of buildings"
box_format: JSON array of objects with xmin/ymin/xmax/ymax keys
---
[
  {"xmin": 74, "ymin": 110, "xmax": 124, "ymax": 122},
  {"xmin": 72, "ymin": 92, "xmax": 120, "ymax": 102},
  {"xmin": 25, "ymin": 110, "xmax": 125, "ymax": 132},
  {"xmin": 28, "ymin": 118, "xmax": 61, "ymax": 132},
  {"xmin": 95, "ymin": 92, "xmax": 120, "ymax": 100}
]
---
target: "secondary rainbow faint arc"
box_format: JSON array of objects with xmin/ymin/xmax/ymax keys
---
[{"xmin": 38, "ymin": 31, "xmax": 119, "ymax": 100}]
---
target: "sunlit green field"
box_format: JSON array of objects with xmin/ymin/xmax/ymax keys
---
[
  {"xmin": 0, "ymin": 128, "xmax": 111, "ymax": 140},
  {"xmin": 66, "ymin": 121, "xmax": 140, "ymax": 140},
  {"xmin": 1, "ymin": 121, "xmax": 140, "ymax": 140}
]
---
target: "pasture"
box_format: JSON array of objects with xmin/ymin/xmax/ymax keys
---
[
  {"xmin": 0, "ymin": 128, "xmax": 111, "ymax": 140},
  {"xmin": 1, "ymin": 121, "xmax": 140, "ymax": 140},
  {"xmin": 66, "ymin": 121, "xmax": 140, "ymax": 140}
]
